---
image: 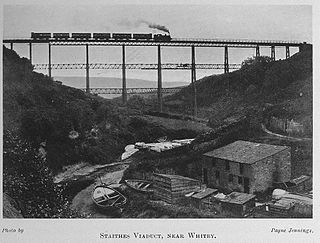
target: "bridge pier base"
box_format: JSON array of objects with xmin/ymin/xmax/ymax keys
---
[
  {"xmin": 122, "ymin": 45, "xmax": 127, "ymax": 104},
  {"xmin": 224, "ymin": 46, "xmax": 229, "ymax": 73},
  {"xmin": 29, "ymin": 43, "xmax": 32, "ymax": 65},
  {"xmin": 48, "ymin": 43, "xmax": 52, "ymax": 78},
  {"xmin": 271, "ymin": 46, "xmax": 275, "ymax": 61},
  {"xmin": 10, "ymin": 43, "xmax": 13, "ymax": 50},
  {"xmin": 191, "ymin": 45, "xmax": 197, "ymax": 117},
  {"xmin": 157, "ymin": 45, "xmax": 163, "ymax": 112},
  {"xmin": 86, "ymin": 44, "xmax": 90, "ymax": 93},
  {"xmin": 256, "ymin": 46, "xmax": 260, "ymax": 57}
]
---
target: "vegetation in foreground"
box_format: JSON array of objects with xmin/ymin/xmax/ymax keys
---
[{"xmin": 3, "ymin": 131, "xmax": 82, "ymax": 218}]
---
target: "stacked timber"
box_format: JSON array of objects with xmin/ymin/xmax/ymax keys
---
[{"xmin": 153, "ymin": 173, "xmax": 201, "ymax": 204}]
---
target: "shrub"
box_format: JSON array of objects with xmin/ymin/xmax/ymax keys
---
[{"xmin": 3, "ymin": 130, "xmax": 82, "ymax": 218}]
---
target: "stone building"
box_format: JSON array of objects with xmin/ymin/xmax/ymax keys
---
[{"xmin": 202, "ymin": 141, "xmax": 291, "ymax": 194}]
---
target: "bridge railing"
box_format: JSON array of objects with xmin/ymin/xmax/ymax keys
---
[{"xmin": 169, "ymin": 38, "xmax": 301, "ymax": 44}]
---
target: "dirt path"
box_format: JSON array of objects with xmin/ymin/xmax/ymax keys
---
[
  {"xmin": 261, "ymin": 124, "xmax": 312, "ymax": 142},
  {"xmin": 70, "ymin": 164, "xmax": 129, "ymax": 218}
]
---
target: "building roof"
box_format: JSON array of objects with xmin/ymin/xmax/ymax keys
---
[
  {"xmin": 203, "ymin": 140, "xmax": 289, "ymax": 164},
  {"xmin": 153, "ymin": 173, "xmax": 199, "ymax": 182},
  {"xmin": 219, "ymin": 192, "xmax": 256, "ymax": 205},
  {"xmin": 191, "ymin": 188, "xmax": 218, "ymax": 200}
]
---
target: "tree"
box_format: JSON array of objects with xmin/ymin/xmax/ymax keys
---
[
  {"xmin": 3, "ymin": 130, "xmax": 79, "ymax": 218},
  {"xmin": 240, "ymin": 56, "xmax": 274, "ymax": 87},
  {"xmin": 241, "ymin": 56, "xmax": 273, "ymax": 68}
]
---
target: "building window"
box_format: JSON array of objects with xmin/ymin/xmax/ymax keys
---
[
  {"xmin": 228, "ymin": 174, "xmax": 233, "ymax": 183},
  {"xmin": 238, "ymin": 176, "xmax": 243, "ymax": 184},
  {"xmin": 225, "ymin": 161, "xmax": 230, "ymax": 171},
  {"xmin": 240, "ymin": 163, "xmax": 244, "ymax": 174},
  {"xmin": 212, "ymin": 159, "xmax": 216, "ymax": 167}
]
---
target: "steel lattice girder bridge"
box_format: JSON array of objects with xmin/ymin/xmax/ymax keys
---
[
  {"xmin": 81, "ymin": 87, "xmax": 183, "ymax": 95},
  {"xmin": 33, "ymin": 63, "xmax": 241, "ymax": 70},
  {"xmin": 3, "ymin": 38, "xmax": 303, "ymax": 48},
  {"xmin": 4, "ymin": 35, "xmax": 310, "ymax": 115}
]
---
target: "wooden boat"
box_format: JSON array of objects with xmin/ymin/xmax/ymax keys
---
[
  {"xmin": 92, "ymin": 184, "xmax": 127, "ymax": 210},
  {"xmin": 125, "ymin": 179, "xmax": 153, "ymax": 194}
]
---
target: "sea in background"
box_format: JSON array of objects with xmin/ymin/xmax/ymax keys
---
[{"xmin": 54, "ymin": 76, "xmax": 189, "ymax": 99}]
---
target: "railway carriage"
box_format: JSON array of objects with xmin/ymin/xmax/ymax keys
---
[
  {"xmin": 53, "ymin": 33, "xmax": 70, "ymax": 40},
  {"xmin": 132, "ymin": 33, "xmax": 153, "ymax": 40},
  {"xmin": 71, "ymin": 33, "xmax": 91, "ymax": 40},
  {"xmin": 93, "ymin": 33, "xmax": 111, "ymax": 40},
  {"xmin": 31, "ymin": 32, "xmax": 51, "ymax": 39},
  {"xmin": 112, "ymin": 33, "xmax": 132, "ymax": 40}
]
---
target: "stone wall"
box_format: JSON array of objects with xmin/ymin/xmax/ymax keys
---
[
  {"xmin": 273, "ymin": 148, "xmax": 291, "ymax": 182},
  {"xmin": 202, "ymin": 156, "xmax": 251, "ymax": 193},
  {"xmin": 269, "ymin": 116, "xmax": 306, "ymax": 136},
  {"xmin": 251, "ymin": 157, "xmax": 276, "ymax": 192},
  {"xmin": 286, "ymin": 119, "xmax": 305, "ymax": 135},
  {"xmin": 251, "ymin": 147, "xmax": 291, "ymax": 193}
]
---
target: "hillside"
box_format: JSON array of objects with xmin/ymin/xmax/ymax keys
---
[
  {"xmin": 164, "ymin": 49, "xmax": 312, "ymax": 135},
  {"xmin": 3, "ymin": 46, "xmax": 133, "ymax": 170}
]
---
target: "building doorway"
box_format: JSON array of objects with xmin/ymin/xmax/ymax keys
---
[{"xmin": 215, "ymin": 170, "xmax": 220, "ymax": 185}]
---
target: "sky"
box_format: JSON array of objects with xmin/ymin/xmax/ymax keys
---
[{"xmin": 3, "ymin": 4, "xmax": 312, "ymax": 87}]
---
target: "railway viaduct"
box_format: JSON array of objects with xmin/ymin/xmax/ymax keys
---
[{"xmin": 3, "ymin": 36, "xmax": 310, "ymax": 116}]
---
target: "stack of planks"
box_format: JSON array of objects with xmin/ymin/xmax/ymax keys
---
[{"xmin": 153, "ymin": 173, "xmax": 201, "ymax": 204}]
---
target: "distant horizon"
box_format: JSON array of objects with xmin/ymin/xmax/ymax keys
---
[
  {"xmin": 54, "ymin": 75, "xmax": 190, "ymax": 89},
  {"xmin": 53, "ymin": 75, "xmax": 190, "ymax": 83}
]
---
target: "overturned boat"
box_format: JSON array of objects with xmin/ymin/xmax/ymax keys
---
[
  {"xmin": 125, "ymin": 179, "xmax": 154, "ymax": 194},
  {"xmin": 92, "ymin": 184, "xmax": 127, "ymax": 210}
]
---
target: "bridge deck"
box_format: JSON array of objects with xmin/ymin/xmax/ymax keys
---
[{"xmin": 3, "ymin": 38, "xmax": 303, "ymax": 47}]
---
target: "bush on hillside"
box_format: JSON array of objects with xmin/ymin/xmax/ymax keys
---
[
  {"xmin": 240, "ymin": 56, "xmax": 273, "ymax": 87},
  {"xmin": 127, "ymin": 95, "xmax": 147, "ymax": 111},
  {"xmin": 3, "ymin": 131, "xmax": 81, "ymax": 218},
  {"xmin": 241, "ymin": 55, "xmax": 273, "ymax": 67}
]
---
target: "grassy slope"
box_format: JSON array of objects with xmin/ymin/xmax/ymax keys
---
[
  {"xmin": 3, "ymin": 46, "xmax": 136, "ymax": 170},
  {"xmin": 165, "ymin": 50, "xmax": 312, "ymax": 131}
]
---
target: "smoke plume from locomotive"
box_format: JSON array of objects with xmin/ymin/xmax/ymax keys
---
[{"xmin": 141, "ymin": 20, "xmax": 170, "ymax": 34}]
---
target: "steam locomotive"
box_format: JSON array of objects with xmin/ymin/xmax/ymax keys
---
[{"xmin": 31, "ymin": 32, "xmax": 172, "ymax": 41}]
